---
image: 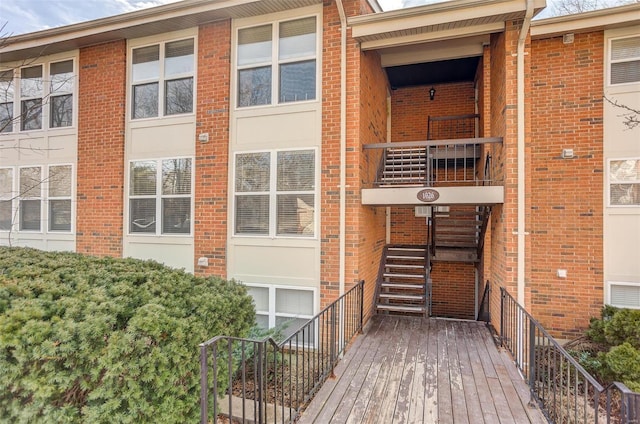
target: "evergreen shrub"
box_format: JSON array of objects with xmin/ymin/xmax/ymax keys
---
[{"xmin": 0, "ymin": 247, "xmax": 254, "ymax": 423}]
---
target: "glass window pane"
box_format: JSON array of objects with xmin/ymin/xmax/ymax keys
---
[
  {"xmin": 611, "ymin": 36, "xmax": 640, "ymax": 61},
  {"xmin": 165, "ymin": 39, "xmax": 194, "ymax": 77},
  {"xmin": 276, "ymin": 288, "xmax": 313, "ymax": 315},
  {"xmin": 132, "ymin": 45, "xmax": 160, "ymax": 82},
  {"xmin": 0, "ymin": 70, "xmax": 13, "ymax": 103},
  {"xmin": 610, "ymin": 184, "xmax": 640, "ymax": 206},
  {"xmin": 50, "ymin": 60, "xmax": 74, "ymax": 93},
  {"xmin": 165, "ymin": 78, "xmax": 193, "ymax": 115},
  {"xmin": 49, "ymin": 199, "xmax": 71, "ymax": 231},
  {"xmin": 0, "ymin": 200, "xmax": 11, "ymax": 230},
  {"xmin": 130, "ymin": 198, "xmax": 156, "ymax": 233},
  {"xmin": 235, "ymin": 153, "xmax": 270, "ymax": 192},
  {"xmin": 238, "ymin": 66, "xmax": 271, "ymax": 107},
  {"xmin": 277, "ymin": 150, "xmax": 315, "ymax": 191},
  {"xmin": 0, "ymin": 102, "xmax": 12, "ymax": 133},
  {"xmin": 20, "ymin": 199, "xmax": 41, "ymax": 231},
  {"xmin": 610, "ymin": 160, "xmax": 640, "ymax": 182},
  {"xmin": 20, "ymin": 167, "xmax": 41, "ymax": 197},
  {"xmin": 0, "ymin": 168, "xmax": 12, "ymax": 195},
  {"xmin": 279, "ymin": 60, "xmax": 315, "ymax": 103},
  {"xmin": 21, "ymin": 66, "xmax": 42, "ymax": 98},
  {"xmin": 277, "ymin": 194, "xmax": 314, "ymax": 236},
  {"xmin": 162, "ymin": 158, "xmax": 191, "ymax": 195},
  {"xmin": 279, "ymin": 17, "xmax": 316, "ymax": 61},
  {"xmin": 611, "ymin": 60, "xmax": 640, "ymax": 85},
  {"xmin": 275, "ymin": 317, "xmax": 314, "ymax": 343},
  {"xmin": 50, "ymin": 94, "xmax": 72, "ymax": 128},
  {"xmin": 49, "ymin": 165, "xmax": 72, "ymax": 197},
  {"xmin": 21, "ymin": 98, "xmax": 42, "ymax": 130},
  {"xmin": 162, "ymin": 197, "xmax": 190, "ymax": 234},
  {"xmin": 235, "ymin": 194, "xmax": 269, "ymax": 235},
  {"xmin": 132, "ymin": 82, "xmax": 158, "ymax": 119},
  {"xmin": 130, "ymin": 161, "xmax": 157, "ymax": 196},
  {"xmin": 238, "ymin": 25, "xmax": 272, "ymax": 66},
  {"xmin": 247, "ymin": 286, "xmax": 269, "ymax": 312},
  {"xmin": 255, "ymin": 314, "xmax": 269, "ymax": 329}
]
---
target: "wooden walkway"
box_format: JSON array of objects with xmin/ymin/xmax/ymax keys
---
[{"xmin": 298, "ymin": 316, "xmax": 547, "ymax": 424}]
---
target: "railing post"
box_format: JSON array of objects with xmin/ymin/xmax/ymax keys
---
[
  {"xmin": 200, "ymin": 344, "xmax": 208, "ymax": 424},
  {"xmin": 331, "ymin": 302, "xmax": 337, "ymax": 368},
  {"xmin": 257, "ymin": 341, "xmax": 264, "ymax": 424},
  {"xmin": 359, "ymin": 280, "xmax": 364, "ymax": 333},
  {"xmin": 500, "ymin": 287, "xmax": 505, "ymax": 347},
  {"xmin": 528, "ymin": 317, "xmax": 536, "ymax": 403}
]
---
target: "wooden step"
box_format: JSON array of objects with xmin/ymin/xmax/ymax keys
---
[
  {"xmin": 376, "ymin": 304, "xmax": 425, "ymax": 313},
  {"xmin": 383, "ymin": 273, "xmax": 424, "ymax": 279},
  {"xmin": 381, "ymin": 283, "xmax": 425, "ymax": 290},
  {"xmin": 384, "ymin": 264, "xmax": 424, "ymax": 269},
  {"xmin": 379, "ymin": 293, "xmax": 425, "ymax": 301}
]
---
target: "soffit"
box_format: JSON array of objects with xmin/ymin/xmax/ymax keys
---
[
  {"xmin": 0, "ymin": 0, "xmax": 321, "ymax": 64},
  {"xmin": 350, "ymin": 0, "xmax": 546, "ymax": 51}
]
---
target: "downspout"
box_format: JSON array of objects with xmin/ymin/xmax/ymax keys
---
[
  {"xmin": 336, "ymin": 0, "xmax": 347, "ymax": 296},
  {"xmin": 516, "ymin": 0, "xmax": 533, "ymax": 306}
]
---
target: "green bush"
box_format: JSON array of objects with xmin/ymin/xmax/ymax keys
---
[
  {"xmin": 601, "ymin": 343, "xmax": 640, "ymax": 392},
  {"xmin": 0, "ymin": 247, "xmax": 255, "ymax": 423}
]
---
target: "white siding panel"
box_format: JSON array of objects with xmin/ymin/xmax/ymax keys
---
[
  {"xmin": 129, "ymin": 121, "xmax": 195, "ymax": 158},
  {"xmin": 235, "ymin": 111, "xmax": 317, "ymax": 147}
]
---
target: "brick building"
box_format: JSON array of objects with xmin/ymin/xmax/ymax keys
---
[{"xmin": 1, "ymin": 0, "xmax": 638, "ymax": 338}]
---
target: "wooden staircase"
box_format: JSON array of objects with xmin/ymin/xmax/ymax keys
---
[
  {"xmin": 377, "ymin": 147, "xmax": 428, "ymax": 186},
  {"xmin": 431, "ymin": 207, "xmax": 486, "ymax": 263},
  {"xmin": 375, "ymin": 245, "xmax": 431, "ymax": 317}
]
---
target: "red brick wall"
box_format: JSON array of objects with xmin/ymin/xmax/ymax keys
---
[
  {"xmin": 431, "ymin": 262, "xmax": 476, "ymax": 319},
  {"xmin": 77, "ymin": 41, "xmax": 126, "ymax": 256},
  {"xmin": 194, "ymin": 21, "xmax": 231, "ymax": 277},
  {"xmin": 529, "ymin": 31, "xmax": 604, "ymax": 338}
]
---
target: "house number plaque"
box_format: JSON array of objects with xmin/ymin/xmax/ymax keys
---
[{"xmin": 417, "ymin": 189, "xmax": 439, "ymax": 203}]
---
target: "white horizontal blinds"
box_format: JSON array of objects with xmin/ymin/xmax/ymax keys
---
[
  {"xmin": 50, "ymin": 60, "xmax": 74, "ymax": 128},
  {"xmin": 161, "ymin": 158, "xmax": 191, "ymax": 234},
  {"xmin": 20, "ymin": 66, "xmax": 43, "ymax": 130},
  {"xmin": 165, "ymin": 39, "xmax": 194, "ymax": 115},
  {"xmin": 611, "ymin": 36, "xmax": 640, "ymax": 85},
  {"xmin": 48, "ymin": 165, "xmax": 72, "ymax": 231},
  {"xmin": 235, "ymin": 152, "xmax": 270, "ymax": 235},
  {"xmin": 238, "ymin": 25, "xmax": 273, "ymax": 107},
  {"xmin": 610, "ymin": 284, "xmax": 640, "ymax": 308},
  {"xmin": 132, "ymin": 45, "xmax": 159, "ymax": 119},
  {"xmin": 247, "ymin": 286, "xmax": 270, "ymax": 328},
  {"xmin": 19, "ymin": 167, "xmax": 42, "ymax": 231},
  {"xmin": 278, "ymin": 17, "xmax": 316, "ymax": 103},
  {"xmin": 130, "ymin": 161, "xmax": 157, "ymax": 233},
  {"xmin": 0, "ymin": 71, "xmax": 13, "ymax": 133},
  {"xmin": 276, "ymin": 150, "xmax": 315, "ymax": 236},
  {"xmin": 0, "ymin": 168, "xmax": 13, "ymax": 230},
  {"xmin": 609, "ymin": 159, "xmax": 640, "ymax": 206},
  {"xmin": 275, "ymin": 288, "xmax": 314, "ymax": 341}
]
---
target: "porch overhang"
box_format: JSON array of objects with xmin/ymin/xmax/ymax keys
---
[
  {"xmin": 361, "ymin": 185, "xmax": 504, "ymax": 206},
  {"xmin": 349, "ymin": 0, "xmax": 547, "ymax": 51}
]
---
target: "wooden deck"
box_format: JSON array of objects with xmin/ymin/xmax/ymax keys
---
[{"xmin": 298, "ymin": 316, "xmax": 547, "ymax": 424}]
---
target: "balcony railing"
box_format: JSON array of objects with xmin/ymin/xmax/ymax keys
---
[
  {"xmin": 199, "ymin": 280, "xmax": 365, "ymax": 424},
  {"xmin": 500, "ymin": 287, "xmax": 640, "ymax": 424}
]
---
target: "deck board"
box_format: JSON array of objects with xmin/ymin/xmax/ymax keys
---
[{"xmin": 298, "ymin": 315, "xmax": 547, "ymax": 424}]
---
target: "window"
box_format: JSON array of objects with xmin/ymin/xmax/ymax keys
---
[
  {"xmin": 246, "ymin": 285, "xmax": 315, "ymax": 341},
  {"xmin": 48, "ymin": 165, "xmax": 72, "ymax": 231},
  {"xmin": 20, "ymin": 66, "xmax": 43, "ymax": 131},
  {"xmin": 610, "ymin": 36, "xmax": 640, "ymax": 85},
  {"xmin": 0, "ymin": 71, "xmax": 14, "ymax": 133},
  {"xmin": 234, "ymin": 149, "xmax": 315, "ymax": 237},
  {"xmin": 237, "ymin": 16, "xmax": 317, "ymax": 107},
  {"xmin": 49, "ymin": 61, "xmax": 74, "ymax": 128},
  {"xmin": 129, "ymin": 158, "xmax": 192, "ymax": 235},
  {"xmin": 608, "ymin": 282, "xmax": 640, "ymax": 309},
  {"xmin": 131, "ymin": 39, "xmax": 194, "ymax": 119},
  {"xmin": 0, "ymin": 168, "xmax": 13, "ymax": 230},
  {"xmin": 19, "ymin": 167, "xmax": 42, "ymax": 231},
  {"xmin": 608, "ymin": 158, "xmax": 640, "ymax": 206}
]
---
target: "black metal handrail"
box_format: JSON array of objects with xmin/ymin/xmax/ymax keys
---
[
  {"xmin": 500, "ymin": 287, "xmax": 640, "ymax": 424},
  {"xmin": 199, "ymin": 280, "xmax": 365, "ymax": 424}
]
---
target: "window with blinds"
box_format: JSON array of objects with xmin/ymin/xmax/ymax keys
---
[
  {"xmin": 609, "ymin": 282, "xmax": 640, "ymax": 309},
  {"xmin": 608, "ymin": 158, "xmax": 640, "ymax": 206},
  {"xmin": 0, "ymin": 71, "xmax": 14, "ymax": 133},
  {"xmin": 610, "ymin": 35, "xmax": 640, "ymax": 85},
  {"xmin": 48, "ymin": 165, "xmax": 72, "ymax": 231},
  {"xmin": 129, "ymin": 158, "xmax": 192, "ymax": 235},
  {"xmin": 19, "ymin": 166, "xmax": 42, "ymax": 231},
  {"xmin": 131, "ymin": 38, "xmax": 194, "ymax": 119},
  {"xmin": 50, "ymin": 60, "xmax": 74, "ymax": 128},
  {"xmin": 20, "ymin": 66, "xmax": 43, "ymax": 131},
  {"xmin": 0, "ymin": 168, "xmax": 13, "ymax": 230},
  {"xmin": 236, "ymin": 16, "xmax": 317, "ymax": 107},
  {"xmin": 234, "ymin": 149, "xmax": 315, "ymax": 237}
]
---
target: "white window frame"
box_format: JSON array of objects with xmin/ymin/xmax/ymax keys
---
[
  {"xmin": 245, "ymin": 283, "xmax": 317, "ymax": 340},
  {"xmin": 607, "ymin": 157, "xmax": 640, "ymax": 207},
  {"xmin": 0, "ymin": 69, "xmax": 15, "ymax": 134},
  {"xmin": 607, "ymin": 281, "xmax": 640, "ymax": 309},
  {"xmin": 18, "ymin": 165, "xmax": 43, "ymax": 232},
  {"xmin": 127, "ymin": 157, "xmax": 194, "ymax": 236},
  {"xmin": 234, "ymin": 13, "xmax": 320, "ymax": 109},
  {"xmin": 49, "ymin": 60, "xmax": 75, "ymax": 129},
  {"xmin": 607, "ymin": 34, "xmax": 640, "ymax": 87},
  {"xmin": 129, "ymin": 37, "xmax": 196, "ymax": 120},
  {"xmin": 20, "ymin": 65, "xmax": 44, "ymax": 132},
  {"xmin": 233, "ymin": 148, "xmax": 318, "ymax": 239},
  {"xmin": 47, "ymin": 164, "xmax": 73, "ymax": 232},
  {"xmin": 0, "ymin": 167, "xmax": 15, "ymax": 231}
]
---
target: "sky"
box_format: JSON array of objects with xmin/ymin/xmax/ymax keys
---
[{"xmin": 0, "ymin": 0, "xmax": 621, "ymax": 37}]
